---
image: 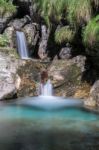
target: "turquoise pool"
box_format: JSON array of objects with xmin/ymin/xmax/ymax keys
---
[{"xmin": 0, "ymin": 102, "xmax": 99, "ymax": 150}]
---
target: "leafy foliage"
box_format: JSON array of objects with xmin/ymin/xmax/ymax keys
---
[
  {"xmin": 83, "ymin": 15, "xmax": 99, "ymax": 49},
  {"xmin": 55, "ymin": 26, "xmax": 75, "ymax": 44},
  {"xmin": 0, "ymin": 0, "xmax": 16, "ymax": 17}
]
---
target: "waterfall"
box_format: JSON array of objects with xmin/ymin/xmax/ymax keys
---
[
  {"xmin": 16, "ymin": 31, "xmax": 29, "ymax": 59},
  {"xmin": 40, "ymin": 80, "xmax": 53, "ymax": 96}
]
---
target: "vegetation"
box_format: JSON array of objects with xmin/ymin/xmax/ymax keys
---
[
  {"xmin": 0, "ymin": 0, "xmax": 16, "ymax": 18},
  {"xmin": 0, "ymin": 34, "xmax": 9, "ymax": 47},
  {"xmin": 33, "ymin": 0, "xmax": 99, "ymax": 46},
  {"xmin": 67, "ymin": 0, "xmax": 92, "ymax": 27},
  {"xmin": 55, "ymin": 26, "xmax": 75, "ymax": 44},
  {"xmin": 83, "ymin": 15, "xmax": 99, "ymax": 51},
  {"xmin": 33, "ymin": 0, "xmax": 67, "ymax": 27},
  {"xmin": 33, "ymin": 0, "xmax": 93, "ymax": 27}
]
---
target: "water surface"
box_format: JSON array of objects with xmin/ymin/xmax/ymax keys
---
[{"xmin": 0, "ymin": 104, "xmax": 99, "ymax": 150}]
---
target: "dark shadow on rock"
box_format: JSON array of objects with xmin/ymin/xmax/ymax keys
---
[{"xmin": 81, "ymin": 56, "xmax": 99, "ymax": 85}]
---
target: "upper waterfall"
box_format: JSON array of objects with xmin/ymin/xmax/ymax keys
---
[{"xmin": 16, "ymin": 31, "xmax": 29, "ymax": 59}]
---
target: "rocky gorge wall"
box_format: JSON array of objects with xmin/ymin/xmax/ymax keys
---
[{"xmin": 0, "ymin": 0, "xmax": 99, "ymax": 108}]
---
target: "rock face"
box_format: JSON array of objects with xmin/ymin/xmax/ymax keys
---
[
  {"xmin": 0, "ymin": 52, "xmax": 45, "ymax": 100},
  {"xmin": 0, "ymin": 52, "xmax": 21, "ymax": 100},
  {"xmin": 85, "ymin": 80, "xmax": 99, "ymax": 107},
  {"xmin": 48, "ymin": 55, "xmax": 90, "ymax": 98},
  {"xmin": 8, "ymin": 15, "xmax": 31, "ymax": 30},
  {"xmin": 23, "ymin": 23, "xmax": 39, "ymax": 53},
  {"xmin": 38, "ymin": 25, "xmax": 50, "ymax": 59}
]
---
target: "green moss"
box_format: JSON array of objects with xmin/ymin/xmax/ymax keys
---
[
  {"xmin": 0, "ymin": 0, "xmax": 16, "ymax": 18},
  {"xmin": 0, "ymin": 47, "xmax": 19, "ymax": 58},
  {"xmin": 67, "ymin": 64, "xmax": 81, "ymax": 85},
  {"xmin": 55, "ymin": 26, "xmax": 75, "ymax": 44},
  {"xmin": 0, "ymin": 34, "xmax": 9, "ymax": 47}
]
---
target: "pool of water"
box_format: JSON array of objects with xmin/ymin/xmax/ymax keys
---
[{"xmin": 0, "ymin": 103, "xmax": 99, "ymax": 150}]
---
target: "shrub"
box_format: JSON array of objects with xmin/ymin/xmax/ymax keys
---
[
  {"xmin": 83, "ymin": 15, "xmax": 99, "ymax": 48},
  {"xmin": 0, "ymin": 0, "xmax": 16, "ymax": 18},
  {"xmin": 67, "ymin": 0, "xmax": 92, "ymax": 27},
  {"xmin": 55, "ymin": 26, "xmax": 75, "ymax": 44},
  {"xmin": 33, "ymin": 0, "xmax": 68, "ymax": 27}
]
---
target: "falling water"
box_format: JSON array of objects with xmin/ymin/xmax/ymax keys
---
[
  {"xmin": 40, "ymin": 79, "xmax": 53, "ymax": 96},
  {"xmin": 16, "ymin": 31, "xmax": 29, "ymax": 59}
]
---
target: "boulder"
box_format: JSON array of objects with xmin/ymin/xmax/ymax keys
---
[
  {"xmin": 85, "ymin": 80, "xmax": 99, "ymax": 107},
  {"xmin": 0, "ymin": 52, "xmax": 46, "ymax": 100},
  {"xmin": 4, "ymin": 26, "xmax": 15, "ymax": 47},
  {"xmin": 48, "ymin": 55, "xmax": 90, "ymax": 98},
  {"xmin": 38, "ymin": 25, "xmax": 50, "ymax": 59},
  {"xmin": 0, "ymin": 52, "xmax": 21, "ymax": 100},
  {"xmin": 59, "ymin": 44, "xmax": 72, "ymax": 59},
  {"xmin": 8, "ymin": 15, "xmax": 31, "ymax": 30},
  {"xmin": 23, "ymin": 23, "xmax": 39, "ymax": 52}
]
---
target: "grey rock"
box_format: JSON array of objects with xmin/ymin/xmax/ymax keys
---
[
  {"xmin": 86, "ymin": 80, "xmax": 99, "ymax": 107},
  {"xmin": 0, "ymin": 52, "xmax": 21, "ymax": 100},
  {"xmin": 23, "ymin": 23, "xmax": 39, "ymax": 50},
  {"xmin": 38, "ymin": 25, "xmax": 50, "ymax": 59},
  {"xmin": 48, "ymin": 55, "xmax": 86, "ymax": 97},
  {"xmin": 59, "ymin": 46, "xmax": 72, "ymax": 59},
  {"xmin": 0, "ymin": 51, "xmax": 45, "ymax": 100},
  {"xmin": 8, "ymin": 15, "xmax": 31, "ymax": 30}
]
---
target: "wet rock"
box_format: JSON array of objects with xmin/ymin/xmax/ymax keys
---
[
  {"xmin": 85, "ymin": 80, "xmax": 99, "ymax": 107},
  {"xmin": 38, "ymin": 25, "xmax": 50, "ymax": 59},
  {"xmin": 48, "ymin": 55, "xmax": 90, "ymax": 98},
  {"xmin": 0, "ymin": 52, "xmax": 46, "ymax": 100},
  {"xmin": 23, "ymin": 23, "xmax": 39, "ymax": 52}
]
